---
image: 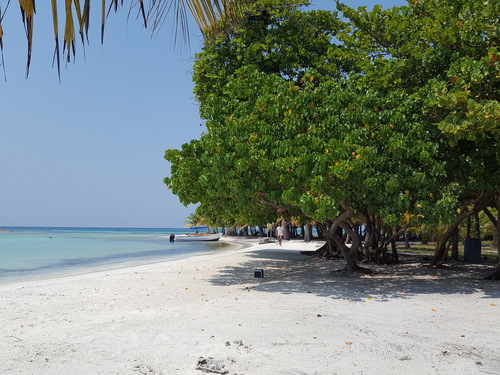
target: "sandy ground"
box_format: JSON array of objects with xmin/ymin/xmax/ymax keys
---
[{"xmin": 0, "ymin": 237, "xmax": 499, "ymax": 375}]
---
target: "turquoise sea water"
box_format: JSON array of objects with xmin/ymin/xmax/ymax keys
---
[{"xmin": 0, "ymin": 227, "xmax": 233, "ymax": 285}]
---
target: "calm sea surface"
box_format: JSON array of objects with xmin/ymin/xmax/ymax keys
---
[{"xmin": 0, "ymin": 227, "xmax": 234, "ymax": 285}]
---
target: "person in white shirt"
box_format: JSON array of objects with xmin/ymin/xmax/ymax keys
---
[{"xmin": 276, "ymin": 224, "xmax": 285, "ymax": 246}]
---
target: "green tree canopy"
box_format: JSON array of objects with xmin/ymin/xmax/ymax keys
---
[
  {"xmin": 338, "ymin": 0, "xmax": 500, "ymax": 141},
  {"xmin": 337, "ymin": 0, "xmax": 500, "ymax": 268},
  {"xmin": 165, "ymin": 1, "xmax": 452, "ymax": 271},
  {"xmin": 165, "ymin": 0, "xmax": 500, "ymax": 273}
]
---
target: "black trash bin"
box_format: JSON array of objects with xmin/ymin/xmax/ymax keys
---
[{"xmin": 463, "ymin": 238, "xmax": 481, "ymax": 262}]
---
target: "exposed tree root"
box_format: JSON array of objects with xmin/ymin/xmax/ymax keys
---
[
  {"xmin": 300, "ymin": 250, "xmax": 321, "ymax": 256},
  {"xmin": 484, "ymin": 267, "xmax": 500, "ymax": 280},
  {"xmin": 330, "ymin": 265, "xmax": 374, "ymax": 276}
]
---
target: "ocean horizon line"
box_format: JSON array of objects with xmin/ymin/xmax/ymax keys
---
[{"xmin": 1, "ymin": 225, "xmax": 185, "ymax": 230}]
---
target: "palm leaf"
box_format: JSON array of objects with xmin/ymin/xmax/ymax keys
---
[
  {"xmin": 63, "ymin": 0, "xmax": 77, "ymax": 64},
  {"xmin": 82, "ymin": 0, "xmax": 91, "ymax": 41},
  {"xmin": 101, "ymin": 0, "xmax": 105, "ymax": 43},
  {"xmin": 3, "ymin": 0, "xmax": 247, "ymax": 78},
  {"xmin": 51, "ymin": 0, "xmax": 61, "ymax": 81},
  {"xmin": 0, "ymin": 2, "xmax": 8, "ymax": 81},
  {"xmin": 73, "ymin": 0, "xmax": 91, "ymax": 43},
  {"xmin": 18, "ymin": 0, "xmax": 35, "ymax": 78},
  {"xmin": 134, "ymin": 0, "xmax": 147, "ymax": 27}
]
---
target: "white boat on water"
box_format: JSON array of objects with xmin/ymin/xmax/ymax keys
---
[{"xmin": 171, "ymin": 233, "xmax": 223, "ymax": 242}]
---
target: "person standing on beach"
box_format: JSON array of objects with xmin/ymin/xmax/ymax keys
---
[{"xmin": 276, "ymin": 224, "xmax": 285, "ymax": 246}]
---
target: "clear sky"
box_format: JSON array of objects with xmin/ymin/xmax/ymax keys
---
[{"xmin": 0, "ymin": 0, "xmax": 405, "ymax": 228}]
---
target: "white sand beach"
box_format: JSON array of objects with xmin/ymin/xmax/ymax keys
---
[{"xmin": 1, "ymin": 238, "xmax": 499, "ymax": 375}]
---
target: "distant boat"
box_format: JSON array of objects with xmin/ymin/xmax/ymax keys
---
[{"xmin": 171, "ymin": 233, "xmax": 223, "ymax": 242}]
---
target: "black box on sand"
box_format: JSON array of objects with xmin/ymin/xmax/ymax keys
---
[{"xmin": 254, "ymin": 269, "xmax": 264, "ymax": 278}]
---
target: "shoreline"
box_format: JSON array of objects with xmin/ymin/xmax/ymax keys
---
[
  {"xmin": 0, "ymin": 236, "xmax": 273, "ymax": 290},
  {"xmin": 0, "ymin": 236, "xmax": 252, "ymax": 288},
  {"xmin": 0, "ymin": 237, "xmax": 303, "ymax": 290},
  {"xmin": 1, "ymin": 238, "xmax": 499, "ymax": 374}
]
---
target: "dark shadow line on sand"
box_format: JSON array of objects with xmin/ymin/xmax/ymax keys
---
[{"xmin": 208, "ymin": 247, "xmax": 500, "ymax": 301}]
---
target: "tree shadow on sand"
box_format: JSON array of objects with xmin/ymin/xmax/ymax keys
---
[{"xmin": 208, "ymin": 248, "xmax": 500, "ymax": 302}]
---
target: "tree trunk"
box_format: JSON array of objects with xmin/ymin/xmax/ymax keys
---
[
  {"xmin": 483, "ymin": 207, "xmax": 497, "ymax": 228},
  {"xmin": 259, "ymin": 225, "xmax": 265, "ymax": 237},
  {"xmin": 338, "ymin": 221, "xmax": 372, "ymax": 273},
  {"xmin": 364, "ymin": 221, "xmax": 373, "ymax": 252},
  {"xmin": 226, "ymin": 225, "xmax": 237, "ymax": 236},
  {"xmin": 332, "ymin": 238, "xmax": 358, "ymax": 271},
  {"xmin": 451, "ymin": 227, "xmax": 459, "ymax": 261},
  {"xmin": 316, "ymin": 224, "xmax": 325, "ymax": 239},
  {"xmin": 303, "ymin": 240, "xmax": 336, "ymax": 257},
  {"xmin": 304, "ymin": 223, "xmax": 312, "ymax": 242},
  {"xmin": 283, "ymin": 220, "xmax": 290, "ymax": 241},
  {"xmin": 325, "ymin": 237, "xmax": 339, "ymax": 257},
  {"xmin": 485, "ymin": 196, "xmax": 500, "ymax": 280},
  {"xmin": 430, "ymin": 198, "xmax": 489, "ymax": 267},
  {"xmin": 267, "ymin": 224, "xmax": 273, "ymax": 238},
  {"xmin": 466, "ymin": 214, "xmax": 471, "ymax": 239},
  {"xmin": 316, "ymin": 222, "xmax": 328, "ymax": 240},
  {"xmin": 327, "ymin": 209, "xmax": 358, "ymax": 272},
  {"xmin": 474, "ymin": 212, "xmax": 481, "ymax": 238},
  {"xmin": 326, "ymin": 207, "xmax": 371, "ymax": 273},
  {"xmin": 391, "ymin": 239, "xmax": 399, "ymax": 263},
  {"xmin": 404, "ymin": 229, "xmax": 411, "ymax": 249}
]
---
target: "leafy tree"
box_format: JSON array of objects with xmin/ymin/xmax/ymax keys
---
[
  {"xmin": 165, "ymin": 0, "xmax": 500, "ymax": 275},
  {"xmin": 165, "ymin": 1, "xmax": 448, "ymax": 272},
  {"xmin": 166, "ymin": 0, "xmax": 338, "ymax": 229},
  {"xmin": 338, "ymin": 0, "xmax": 500, "ymax": 274},
  {"xmin": 192, "ymin": 0, "xmax": 346, "ymax": 103},
  {"xmin": 338, "ymin": 0, "xmax": 499, "ymax": 133}
]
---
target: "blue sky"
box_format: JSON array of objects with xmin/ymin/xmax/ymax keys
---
[{"xmin": 0, "ymin": 0, "xmax": 405, "ymax": 228}]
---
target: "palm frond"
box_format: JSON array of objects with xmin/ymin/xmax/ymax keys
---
[
  {"xmin": 63, "ymin": 0, "xmax": 76, "ymax": 64},
  {"xmin": 101, "ymin": 0, "xmax": 105, "ymax": 43},
  {"xmin": 134, "ymin": 0, "xmax": 147, "ymax": 27},
  {"xmin": 73, "ymin": 0, "xmax": 91, "ymax": 43},
  {"xmin": 82, "ymin": 0, "xmax": 91, "ymax": 42},
  {"xmin": 51, "ymin": 0, "xmax": 61, "ymax": 81},
  {"xmin": 4, "ymin": 0, "xmax": 247, "ymax": 78},
  {"xmin": 18, "ymin": 0, "xmax": 35, "ymax": 78},
  {"xmin": 0, "ymin": 2, "xmax": 8, "ymax": 81}
]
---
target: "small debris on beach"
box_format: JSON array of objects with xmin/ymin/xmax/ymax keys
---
[
  {"xmin": 195, "ymin": 357, "xmax": 229, "ymax": 374},
  {"xmin": 133, "ymin": 363, "xmax": 161, "ymax": 374}
]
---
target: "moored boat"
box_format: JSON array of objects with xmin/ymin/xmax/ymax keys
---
[{"xmin": 170, "ymin": 233, "xmax": 223, "ymax": 242}]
